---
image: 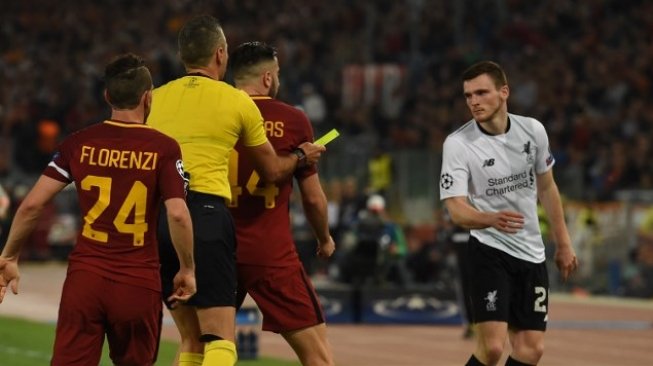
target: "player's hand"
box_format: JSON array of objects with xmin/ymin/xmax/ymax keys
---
[
  {"xmin": 168, "ymin": 269, "xmax": 196, "ymax": 309},
  {"xmin": 490, "ymin": 211, "xmax": 524, "ymax": 233},
  {"xmin": 555, "ymin": 244, "xmax": 578, "ymax": 282},
  {"xmin": 298, "ymin": 142, "xmax": 326, "ymax": 166},
  {"xmin": 317, "ymin": 236, "xmax": 336, "ymax": 259},
  {"xmin": 0, "ymin": 257, "xmax": 20, "ymax": 304}
]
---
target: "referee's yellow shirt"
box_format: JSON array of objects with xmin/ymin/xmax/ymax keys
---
[{"xmin": 149, "ymin": 75, "xmax": 268, "ymax": 200}]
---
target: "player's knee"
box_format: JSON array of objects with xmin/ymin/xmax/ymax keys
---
[
  {"xmin": 479, "ymin": 341, "xmax": 505, "ymax": 365},
  {"xmin": 513, "ymin": 340, "xmax": 544, "ymax": 364},
  {"xmin": 528, "ymin": 342, "xmax": 544, "ymax": 362},
  {"xmin": 535, "ymin": 342, "xmax": 544, "ymax": 359}
]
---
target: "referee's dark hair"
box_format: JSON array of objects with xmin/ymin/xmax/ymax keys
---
[
  {"xmin": 230, "ymin": 42, "xmax": 278, "ymax": 82},
  {"xmin": 104, "ymin": 53, "xmax": 152, "ymax": 109},
  {"xmin": 462, "ymin": 61, "xmax": 508, "ymax": 89}
]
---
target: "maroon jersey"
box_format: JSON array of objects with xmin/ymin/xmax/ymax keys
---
[
  {"xmin": 230, "ymin": 96, "xmax": 316, "ymax": 267},
  {"xmin": 43, "ymin": 120, "xmax": 186, "ymax": 291}
]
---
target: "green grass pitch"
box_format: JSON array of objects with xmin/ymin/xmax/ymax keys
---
[{"xmin": 0, "ymin": 316, "xmax": 299, "ymax": 365}]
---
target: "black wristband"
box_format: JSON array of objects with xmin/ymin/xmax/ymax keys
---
[{"xmin": 292, "ymin": 147, "xmax": 307, "ymax": 168}]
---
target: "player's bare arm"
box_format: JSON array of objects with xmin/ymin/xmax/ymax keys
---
[
  {"xmin": 537, "ymin": 170, "xmax": 578, "ymax": 281},
  {"xmin": 164, "ymin": 197, "xmax": 196, "ymax": 307},
  {"xmin": 298, "ymin": 174, "xmax": 335, "ymax": 259},
  {"xmin": 444, "ymin": 196, "xmax": 524, "ymax": 233},
  {"xmin": 0, "ymin": 176, "xmax": 67, "ymax": 302}
]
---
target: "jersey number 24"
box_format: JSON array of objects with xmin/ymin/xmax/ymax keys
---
[
  {"xmin": 227, "ymin": 150, "xmax": 279, "ymax": 209},
  {"xmin": 81, "ymin": 175, "xmax": 148, "ymax": 246}
]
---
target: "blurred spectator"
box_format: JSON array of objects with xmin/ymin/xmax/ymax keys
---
[
  {"xmin": 406, "ymin": 210, "xmax": 453, "ymax": 285},
  {"xmin": 300, "ymin": 83, "xmax": 327, "ymax": 135},
  {"xmin": 325, "ymin": 179, "xmax": 342, "ymax": 233},
  {"xmin": 337, "ymin": 194, "xmax": 409, "ymax": 286},
  {"xmin": 625, "ymin": 206, "xmax": 653, "ymax": 297},
  {"xmin": 334, "ymin": 176, "xmax": 365, "ymax": 245},
  {"xmin": 572, "ymin": 203, "xmax": 602, "ymax": 285},
  {"xmin": 367, "ymin": 144, "xmax": 393, "ymax": 199}
]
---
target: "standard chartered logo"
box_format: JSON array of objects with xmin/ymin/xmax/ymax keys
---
[{"xmin": 485, "ymin": 169, "xmax": 533, "ymax": 196}]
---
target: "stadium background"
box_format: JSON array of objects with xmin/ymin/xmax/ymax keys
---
[{"xmin": 1, "ymin": 1, "xmax": 652, "ymax": 365}]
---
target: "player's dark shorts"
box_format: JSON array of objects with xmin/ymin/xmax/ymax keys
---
[
  {"xmin": 467, "ymin": 235, "xmax": 549, "ymax": 331},
  {"xmin": 236, "ymin": 262, "xmax": 325, "ymax": 333},
  {"xmin": 159, "ymin": 190, "xmax": 237, "ymax": 309},
  {"xmin": 52, "ymin": 270, "xmax": 162, "ymax": 366}
]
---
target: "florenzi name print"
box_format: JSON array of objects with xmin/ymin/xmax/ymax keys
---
[{"xmin": 80, "ymin": 145, "xmax": 158, "ymax": 170}]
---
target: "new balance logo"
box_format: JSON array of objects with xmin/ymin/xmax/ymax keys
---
[{"xmin": 482, "ymin": 158, "xmax": 495, "ymax": 167}]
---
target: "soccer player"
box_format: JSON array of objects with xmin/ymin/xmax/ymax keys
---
[
  {"xmin": 230, "ymin": 41, "xmax": 335, "ymax": 365},
  {"xmin": 439, "ymin": 61, "xmax": 578, "ymax": 366},
  {"xmin": 148, "ymin": 16, "xmax": 326, "ymax": 366},
  {"xmin": 0, "ymin": 53, "xmax": 196, "ymax": 366}
]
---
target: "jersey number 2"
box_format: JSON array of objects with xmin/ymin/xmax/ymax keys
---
[
  {"xmin": 534, "ymin": 286, "xmax": 547, "ymax": 313},
  {"xmin": 81, "ymin": 175, "xmax": 148, "ymax": 246},
  {"xmin": 228, "ymin": 151, "xmax": 279, "ymax": 208}
]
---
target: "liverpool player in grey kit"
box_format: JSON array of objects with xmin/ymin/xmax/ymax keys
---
[{"xmin": 440, "ymin": 61, "xmax": 578, "ymax": 366}]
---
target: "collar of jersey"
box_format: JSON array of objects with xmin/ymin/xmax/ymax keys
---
[
  {"xmin": 186, "ymin": 72, "xmax": 215, "ymax": 80},
  {"xmin": 476, "ymin": 116, "xmax": 511, "ymax": 136},
  {"xmin": 104, "ymin": 119, "xmax": 151, "ymax": 128},
  {"xmin": 250, "ymin": 95, "xmax": 272, "ymax": 100}
]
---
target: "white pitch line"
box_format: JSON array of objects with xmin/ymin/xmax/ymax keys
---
[
  {"xmin": 0, "ymin": 345, "xmax": 50, "ymax": 361},
  {"xmin": 0, "ymin": 344, "xmax": 115, "ymax": 366}
]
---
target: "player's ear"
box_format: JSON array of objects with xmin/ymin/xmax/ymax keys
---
[
  {"xmin": 213, "ymin": 48, "xmax": 220, "ymax": 67},
  {"xmin": 141, "ymin": 88, "xmax": 153, "ymax": 108},
  {"xmin": 500, "ymin": 84, "xmax": 509, "ymax": 99},
  {"xmin": 215, "ymin": 43, "xmax": 227, "ymax": 68},
  {"xmin": 263, "ymin": 71, "xmax": 272, "ymax": 89},
  {"xmin": 103, "ymin": 89, "xmax": 111, "ymax": 105}
]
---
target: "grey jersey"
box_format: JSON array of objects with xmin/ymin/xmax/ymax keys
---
[{"xmin": 439, "ymin": 114, "xmax": 555, "ymax": 263}]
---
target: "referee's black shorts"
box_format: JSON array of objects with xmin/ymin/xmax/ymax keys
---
[
  {"xmin": 158, "ymin": 190, "xmax": 237, "ymax": 309},
  {"xmin": 467, "ymin": 235, "xmax": 549, "ymax": 331}
]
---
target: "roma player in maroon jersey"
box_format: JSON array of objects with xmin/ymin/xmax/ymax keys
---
[
  {"xmin": 0, "ymin": 53, "xmax": 196, "ymax": 366},
  {"xmin": 230, "ymin": 42, "xmax": 336, "ymax": 365}
]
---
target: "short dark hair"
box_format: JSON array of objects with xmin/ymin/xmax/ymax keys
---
[
  {"xmin": 178, "ymin": 15, "xmax": 225, "ymax": 68},
  {"xmin": 462, "ymin": 61, "xmax": 508, "ymax": 88},
  {"xmin": 104, "ymin": 53, "xmax": 152, "ymax": 109},
  {"xmin": 230, "ymin": 42, "xmax": 277, "ymax": 81}
]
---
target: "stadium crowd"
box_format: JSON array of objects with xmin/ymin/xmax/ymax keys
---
[{"xmin": 1, "ymin": 0, "xmax": 653, "ymax": 296}]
